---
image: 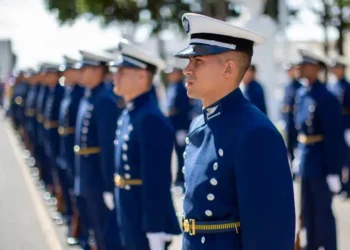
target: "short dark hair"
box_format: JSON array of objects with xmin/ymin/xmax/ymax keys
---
[
  {"xmin": 236, "ymin": 51, "xmax": 253, "ymax": 82},
  {"xmin": 249, "ymin": 64, "xmax": 256, "ymax": 72}
]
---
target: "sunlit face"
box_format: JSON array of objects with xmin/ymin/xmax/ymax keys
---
[
  {"xmin": 80, "ymin": 66, "xmax": 94, "ymax": 86},
  {"xmin": 46, "ymin": 72, "xmax": 59, "ymax": 85},
  {"xmin": 287, "ymin": 66, "xmax": 299, "ymax": 79},
  {"xmin": 167, "ymin": 70, "xmax": 183, "ymax": 83},
  {"xmin": 183, "ymin": 55, "xmax": 224, "ymax": 99},
  {"xmin": 330, "ymin": 65, "xmax": 345, "ymax": 80},
  {"xmin": 112, "ymin": 67, "xmax": 140, "ymax": 97},
  {"xmin": 63, "ymin": 69, "xmax": 75, "ymax": 85},
  {"xmin": 299, "ymin": 63, "xmax": 320, "ymax": 79}
]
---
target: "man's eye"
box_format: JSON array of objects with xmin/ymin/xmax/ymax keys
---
[{"xmin": 196, "ymin": 58, "xmax": 202, "ymax": 62}]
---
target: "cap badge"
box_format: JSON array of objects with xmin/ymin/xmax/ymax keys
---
[{"xmin": 183, "ymin": 17, "xmax": 190, "ymax": 34}]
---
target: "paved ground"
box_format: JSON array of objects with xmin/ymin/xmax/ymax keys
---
[{"xmin": 0, "ymin": 116, "xmax": 349, "ymax": 250}]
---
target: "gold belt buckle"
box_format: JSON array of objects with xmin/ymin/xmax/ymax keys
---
[{"xmin": 183, "ymin": 219, "xmax": 196, "ymax": 236}]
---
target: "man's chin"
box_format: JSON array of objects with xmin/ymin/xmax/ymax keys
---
[{"xmin": 187, "ymin": 89, "xmax": 199, "ymax": 99}]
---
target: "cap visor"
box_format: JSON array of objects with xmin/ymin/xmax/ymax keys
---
[
  {"xmin": 174, "ymin": 44, "xmax": 232, "ymax": 58},
  {"xmin": 110, "ymin": 60, "xmax": 142, "ymax": 69}
]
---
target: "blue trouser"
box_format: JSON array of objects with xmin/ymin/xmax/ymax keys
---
[
  {"xmin": 301, "ymin": 177, "xmax": 337, "ymax": 250},
  {"xmin": 76, "ymin": 196, "xmax": 91, "ymax": 250},
  {"xmin": 85, "ymin": 191, "xmax": 121, "ymax": 250},
  {"xmin": 56, "ymin": 165, "xmax": 73, "ymax": 221}
]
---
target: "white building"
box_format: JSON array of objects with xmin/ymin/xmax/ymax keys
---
[{"xmin": 0, "ymin": 40, "xmax": 16, "ymax": 80}]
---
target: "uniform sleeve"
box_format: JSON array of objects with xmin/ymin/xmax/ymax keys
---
[
  {"xmin": 96, "ymin": 96, "xmax": 120, "ymax": 193},
  {"xmin": 320, "ymin": 94, "xmax": 346, "ymax": 175},
  {"xmin": 138, "ymin": 114, "xmax": 174, "ymax": 232},
  {"xmin": 235, "ymin": 127, "xmax": 295, "ymax": 250}
]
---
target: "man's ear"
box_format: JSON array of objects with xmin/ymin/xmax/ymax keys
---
[{"xmin": 223, "ymin": 60, "xmax": 236, "ymax": 78}]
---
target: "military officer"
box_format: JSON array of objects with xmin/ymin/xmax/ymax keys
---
[
  {"xmin": 19, "ymin": 71, "xmax": 33, "ymax": 133},
  {"xmin": 42, "ymin": 63, "xmax": 65, "ymax": 223},
  {"xmin": 110, "ymin": 39, "xmax": 181, "ymax": 250},
  {"xmin": 11, "ymin": 72, "xmax": 30, "ymax": 134},
  {"xmin": 56, "ymin": 55, "xmax": 85, "ymax": 245},
  {"xmin": 241, "ymin": 64, "xmax": 267, "ymax": 115},
  {"xmin": 74, "ymin": 50, "xmax": 122, "ymax": 250},
  {"xmin": 165, "ymin": 58, "xmax": 192, "ymax": 189},
  {"xmin": 329, "ymin": 56, "xmax": 350, "ymax": 198},
  {"xmin": 281, "ymin": 62, "xmax": 303, "ymax": 163},
  {"xmin": 174, "ymin": 13, "xmax": 295, "ymax": 250},
  {"xmin": 35, "ymin": 68, "xmax": 52, "ymax": 192},
  {"xmin": 24, "ymin": 71, "xmax": 41, "ymax": 162},
  {"xmin": 294, "ymin": 48, "xmax": 345, "ymax": 250}
]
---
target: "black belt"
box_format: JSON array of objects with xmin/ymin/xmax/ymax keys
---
[{"xmin": 182, "ymin": 218, "xmax": 240, "ymax": 235}]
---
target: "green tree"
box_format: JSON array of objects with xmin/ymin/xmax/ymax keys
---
[
  {"xmin": 46, "ymin": 0, "xmax": 192, "ymax": 57},
  {"xmin": 332, "ymin": 0, "xmax": 350, "ymax": 55},
  {"xmin": 306, "ymin": 0, "xmax": 350, "ymax": 55}
]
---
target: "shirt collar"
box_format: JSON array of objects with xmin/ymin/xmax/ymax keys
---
[{"xmin": 202, "ymin": 87, "xmax": 246, "ymax": 123}]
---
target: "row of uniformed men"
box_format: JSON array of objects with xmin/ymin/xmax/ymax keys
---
[
  {"xmin": 280, "ymin": 50, "xmax": 350, "ymax": 250},
  {"xmin": 9, "ymin": 41, "xmax": 201, "ymax": 250},
  {"xmin": 9, "ymin": 11, "xmax": 349, "ymax": 250}
]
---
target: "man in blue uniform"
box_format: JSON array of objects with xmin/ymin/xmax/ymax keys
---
[
  {"xmin": 74, "ymin": 50, "xmax": 122, "ymax": 250},
  {"xmin": 42, "ymin": 64, "xmax": 65, "ymax": 223},
  {"xmin": 10, "ymin": 72, "xmax": 25, "ymax": 130},
  {"xmin": 329, "ymin": 56, "xmax": 350, "ymax": 198},
  {"xmin": 24, "ymin": 71, "xmax": 41, "ymax": 163},
  {"xmin": 281, "ymin": 62, "xmax": 303, "ymax": 163},
  {"xmin": 294, "ymin": 48, "xmax": 345, "ymax": 250},
  {"xmin": 241, "ymin": 64, "xmax": 267, "ymax": 115},
  {"xmin": 165, "ymin": 58, "xmax": 192, "ymax": 190},
  {"xmin": 110, "ymin": 39, "xmax": 181, "ymax": 250},
  {"xmin": 174, "ymin": 13, "xmax": 295, "ymax": 250},
  {"xmin": 36, "ymin": 69, "xmax": 52, "ymax": 193},
  {"xmin": 57, "ymin": 56, "xmax": 85, "ymax": 246},
  {"xmin": 11, "ymin": 72, "xmax": 30, "ymax": 141}
]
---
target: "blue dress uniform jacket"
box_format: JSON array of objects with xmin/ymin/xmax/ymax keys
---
[
  {"xmin": 74, "ymin": 82, "xmax": 122, "ymax": 250},
  {"xmin": 295, "ymin": 80, "xmax": 345, "ymax": 178},
  {"xmin": 166, "ymin": 80, "xmax": 191, "ymax": 131},
  {"xmin": 11, "ymin": 82, "xmax": 29, "ymax": 129},
  {"xmin": 44, "ymin": 84, "xmax": 65, "ymax": 161},
  {"xmin": 329, "ymin": 77, "xmax": 350, "ymax": 195},
  {"xmin": 167, "ymin": 80, "xmax": 192, "ymax": 184},
  {"xmin": 281, "ymin": 79, "xmax": 303, "ymax": 161},
  {"xmin": 114, "ymin": 90, "xmax": 181, "ymax": 249},
  {"xmin": 56, "ymin": 84, "xmax": 85, "ymax": 229},
  {"xmin": 182, "ymin": 88, "xmax": 295, "ymax": 250},
  {"xmin": 36, "ymin": 85, "xmax": 52, "ymax": 186},
  {"xmin": 243, "ymin": 80, "xmax": 267, "ymax": 115},
  {"xmin": 329, "ymin": 78, "xmax": 350, "ymax": 129},
  {"xmin": 74, "ymin": 82, "xmax": 122, "ymax": 196},
  {"xmin": 295, "ymin": 80, "xmax": 345, "ymax": 250},
  {"xmin": 58, "ymin": 85, "xmax": 85, "ymax": 182},
  {"xmin": 24, "ymin": 85, "xmax": 41, "ymax": 150}
]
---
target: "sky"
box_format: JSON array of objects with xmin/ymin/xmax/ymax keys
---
[
  {"xmin": 0, "ymin": 0, "xmax": 339, "ymax": 69},
  {"xmin": 0, "ymin": 0, "xmax": 122, "ymax": 68}
]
